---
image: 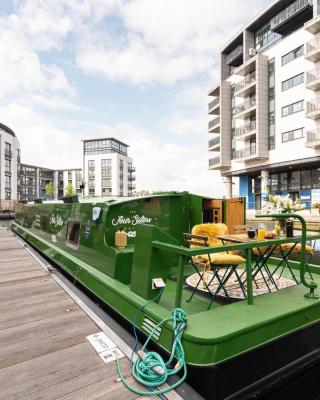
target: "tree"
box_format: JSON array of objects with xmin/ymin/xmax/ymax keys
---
[
  {"xmin": 45, "ymin": 182, "xmax": 55, "ymax": 198},
  {"xmin": 65, "ymin": 183, "xmax": 75, "ymax": 197}
]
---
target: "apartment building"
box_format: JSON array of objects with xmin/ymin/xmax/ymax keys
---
[
  {"xmin": 209, "ymin": 0, "xmax": 320, "ymax": 210},
  {"xmin": 19, "ymin": 166, "xmax": 83, "ymax": 202},
  {"xmin": 0, "ymin": 123, "xmax": 20, "ymax": 209},
  {"xmin": 83, "ymin": 138, "xmax": 136, "ymax": 197}
]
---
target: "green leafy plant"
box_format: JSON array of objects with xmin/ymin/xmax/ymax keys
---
[
  {"xmin": 65, "ymin": 183, "xmax": 75, "ymax": 197},
  {"xmin": 45, "ymin": 182, "xmax": 55, "ymax": 198}
]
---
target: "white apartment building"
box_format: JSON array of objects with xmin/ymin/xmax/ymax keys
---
[
  {"xmin": 0, "ymin": 123, "xmax": 20, "ymax": 209},
  {"xmin": 209, "ymin": 0, "xmax": 320, "ymax": 210},
  {"xmin": 83, "ymin": 138, "xmax": 136, "ymax": 198}
]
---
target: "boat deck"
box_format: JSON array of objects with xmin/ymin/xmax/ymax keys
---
[{"xmin": 0, "ymin": 228, "xmax": 159, "ymax": 400}]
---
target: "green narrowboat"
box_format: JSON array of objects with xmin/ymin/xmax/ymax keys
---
[{"xmin": 11, "ymin": 192, "xmax": 320, "ymax": 399}]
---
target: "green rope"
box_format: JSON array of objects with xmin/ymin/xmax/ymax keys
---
[{"xmin": 116, "ymin": 307, "xmax": 188, "ymax": 397}]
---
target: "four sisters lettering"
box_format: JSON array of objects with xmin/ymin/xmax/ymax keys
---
[{"xmin": 112, "ymin": 215, "xmax": 152, "ymax": 226}]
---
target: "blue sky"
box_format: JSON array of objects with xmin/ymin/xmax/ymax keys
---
[{"xmin": 0, "ymin": 0, "xmax": 269, "ymax": 195}]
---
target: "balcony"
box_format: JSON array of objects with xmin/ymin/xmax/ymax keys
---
[
  {"xmin": 234, "ymin": 72, "xmax": 256, "ymax": 97},
  {"xmin": 234, "ymin": 97, "xmax": 256, "ymax": 119},
  {"xmin": 208, "ymin": 98, "xmax": 220, "ymax": 115},
  {"xmin": 234, "ymin": 145, "xmax": 258, "ymax": 161},
  {"xmin": 128, "ymin": 175, "xmax": 136, "ymax": 181},
  {"xmin": 208, "ymin": 83, "xmax": 220, "ymax": 97},
  {"xmin": 306, "ymin": 97, "xmax": 320, "ymax": 119},
  {"xmin": 226, "ymin": 44, "xmax": 243, "ymax": 66},
  {"xmin": 208, "ymin": 156, "xmax": 221, "ymax": 170},
  {"xmin": 233, "ymin": 121, "xmax": 256, "ymax": 140},
  {"xmin": 208, "ymin": 116, "xmax": 220, "ymax": 133},
  {"xmin": 128, "ymin": 166, "xmax": 136, "ymax": 172},
  {"xmin": 208, "ymin": 136, "xmax": 220, "ymax": 151},
  {"xmin": 306, "ymin": 37, "xmax": 320, "ymax": 62},
  {"xmin": 306, "ymin": 129, "xmax": 320, "ymax": 147},
  {"xmin": 305, "ymin": 15, "xmax": 320, "ymax": 34},
  {"xmin": 306, "ymin": 68, "xmax": 320, "ymax": 90},
  {"xmin": 270, "ymin": 0, "xmax": 313, "ymax": 34},
  {"xmin": 128, "ymin": 184, "xmax": 136, "ymax": 190}
]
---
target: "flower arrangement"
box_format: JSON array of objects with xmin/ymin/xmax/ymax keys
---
[{"xmin": 263, "ymin": 194, "xmax": 306, "ymax": 214}]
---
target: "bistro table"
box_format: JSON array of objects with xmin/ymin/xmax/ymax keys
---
[{"xmin": 217, "ymin": 232, "xmax": 320, "ymax": 292}]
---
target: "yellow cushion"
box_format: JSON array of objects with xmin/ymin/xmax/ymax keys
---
[
  {"xmin": 195, "ymin": 253, "xmax": 245, "ymax": 265},
  {"xmin": 191, "ymin": 223, "xmax": 241, "ymax": 255},
  {"xmin": 280, "ymin": 243, "xmax": 314, "ymax": 255}
]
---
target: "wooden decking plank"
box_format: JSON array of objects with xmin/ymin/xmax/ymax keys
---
[
  {"xmin": 0, "ymin": 229, "xmax": 158, "ymax": 400},
  {"xmin": 0, "ymin": 277, "xmax": 56, "ymax": 302},
  {"xmin": 0, "ymin": 268, "xmax": 49, "ymax": 286},
  {"xmin": 0, "ymin": 248, "xmax": 31, "ymax": 263},
  {"xmin": 0, "ymin": 293, "xmax": 77, "ymax": 330},
  {"xmin": 0, "ymin": 343, "xmax": 106, "ymax": 400}
]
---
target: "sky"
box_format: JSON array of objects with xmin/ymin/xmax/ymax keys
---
[{"xmin": 0, "ymin": 0, "xmax": 269, "ymax": 196}]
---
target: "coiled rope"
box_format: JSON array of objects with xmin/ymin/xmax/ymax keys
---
[{"xmin": 116, "ymin": 290, "xmax": 188, "ymax": 397}]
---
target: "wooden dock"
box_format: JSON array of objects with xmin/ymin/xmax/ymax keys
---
[{"xmin": 0, "ymin": 228, "xmax": 172, "ymax": 400}]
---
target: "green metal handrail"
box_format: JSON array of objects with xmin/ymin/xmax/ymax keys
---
[
  {"xmin": 152, "ymin": 213, "xmax": 319, "ymax": 307},
  {"xmin": 257, "ymin": 213, "xmax": 318, "ymax": 299}
]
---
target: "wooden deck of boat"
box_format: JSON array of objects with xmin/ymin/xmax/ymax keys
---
[{"xmin": 0, "ymin": 228, "xmax": 156, "ymax": 400}]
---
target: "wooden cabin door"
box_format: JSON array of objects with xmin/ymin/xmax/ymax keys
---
[{"xmin": 225, "ymin": 198, "xmax": 245, "ymax": 234}]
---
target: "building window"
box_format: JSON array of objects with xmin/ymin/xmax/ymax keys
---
[
  {"xmin": 280, "ymin": 172, "xmax": 288, "ymax": 191},
  {"xmin": 268, "ymin": 58, "xmax": 275, "ymax": 150},
  {"xmin": 312, "ymin": 169, "xmax": 320, "ymax": 188},
  {"xmin": 282, "ymin": 73, "xmax": 304, "ymax": 91},
  {"xmin": 282, "ymin": 128, "xmax": 304, "ymax": 143},
  {"xmin": 5, "ymin": 175, "xmax": 11, "ymax": 189},
  {"xmin": 5, "ymin": 159, "xmax": 11, "ymax": 173},
  {"xmin": 255, "ymin": 23, "xmax": 281, "ymax": 51},
  {"xmin": 269, "ymin": 174, "xmax": 279, "ymax": 192},
  {"xmin": 282, "ymin": 100, "xmax": 304, "ymax": 117},
  {"xmin": 101, "ymin": 178, "xmax": 112, "ymax": 187},
  {"xmin": 282, "ymin": 45, "xmax": 304, "ymax": 66},
  {"xmin": 4, "ymin": 142, "xmax": 11, "ymax": 158},
  {"xmin": 301, "ymin": 170, "xmax": 312, "ymax": 190},
  {"xmin": 101, "ymin": 159, "xmax": 112, "ymax": 177},
  {"xmin": 66, "ymin": 219, "xmax": 81, "ymax": 250},
  {"xmin": 102, "ymin": 188, "xmax": 112, "ymax": 196},
  {"xmin": 288, "ymin": 171, "xmax": 300, "ymax": 190}
]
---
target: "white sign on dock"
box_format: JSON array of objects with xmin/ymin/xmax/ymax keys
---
[{"xmin": 87, "ymin": 332, "xmax": 125, "ymax": 364}]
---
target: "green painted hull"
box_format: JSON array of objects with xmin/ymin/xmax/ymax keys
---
[{"xmin": 12, "ymin": 193, "xmax": 320, "ymax": 370}]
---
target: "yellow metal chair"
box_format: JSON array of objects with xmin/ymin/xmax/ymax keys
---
[{"xmin": 184, "ymin": 224, "xmax": 246, "ymax": 308}]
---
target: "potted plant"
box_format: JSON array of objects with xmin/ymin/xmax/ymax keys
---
[
  {"xmin": 62, "ymin": 183, "xmax": 79, "ymax": 204},
  {"xmin": 263, "ymin": 194, "xmax": 306, "ymax": 235}
]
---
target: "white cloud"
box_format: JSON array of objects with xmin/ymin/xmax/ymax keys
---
[{"xmin": 76, "ymin": 0, "xmax": 269, "ymax": 85}]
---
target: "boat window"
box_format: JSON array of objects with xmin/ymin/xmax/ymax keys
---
[{"xmin": 66, "ymin": 219, "xmax": 81, "ymax": 250}]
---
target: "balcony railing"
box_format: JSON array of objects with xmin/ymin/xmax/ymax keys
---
[
  {"xmin": 307, "ymin": 97, "xmax": 320, "ymax": 115},
  {"xmin": 306, "ymin": 68, "xmax": 320, "ymax": 84},
  {"xmin": 307, "ymin": 129, "xmax": 320, "ymax": 145},
  {"xmin": 306, "ymin": 37, "xmax": 320, "ymax": 57},
  {"xmin": 234, "ymin": 121, "xmax": 256, "ymax": 138},
  {"xmin": 226, "ymin": 44, "xmax": 243, "ymax": 65},
  {"xmin": 234, "ymin": 145, "xmax": 256, "ymax": 160},
  {"xmin": 234, "ymin": 97, "xmax": 256, "ymax": 115},
  {"xmin": 208, "ymin": 137, "xmax": 220, "ymax": 148},
  {"xmin": 209, "ymin": 156, "xmax": 220, "ymax": 167},
  {"xmin": 128, "ymin": 166, "xmax": 136, "ymax": 172},
  {"xmin": 208, "ymin": 98, "xmax": 219, "ymax": 111},
  {"xmin": 128, "ymin": 184, "xmax": 136, "ymax": 190},
  {"xmin": 208, "ymin": 116, "xmax": 220, "ymax": 130},
  {"xmin": 128, "ymin": 175, "xmax": 136, "ymax": 181},
  {"xmin": 270, "ymin": 0, "xmax": 312, "ymax": 32},
  {"xmin": 235, "ymin": 72, "xmax": 256, "ymax": 93}
]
